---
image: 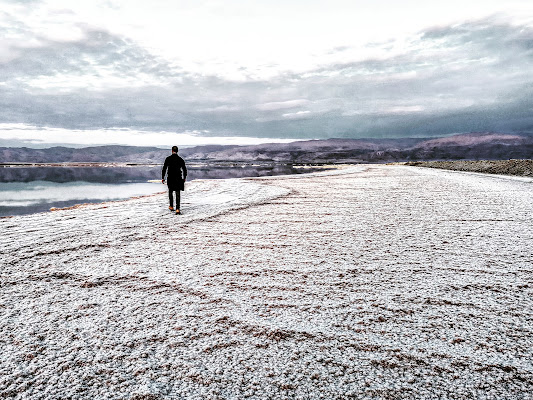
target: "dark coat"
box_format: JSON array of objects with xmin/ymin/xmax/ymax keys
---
[{"xmin": 162, "ymin": 153, "xmax": 187, "ymax": 191}]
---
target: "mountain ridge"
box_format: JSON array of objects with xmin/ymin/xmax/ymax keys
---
[{"xmin": 1, "ymin": 132, "xmax": 532, "ymax": 164}]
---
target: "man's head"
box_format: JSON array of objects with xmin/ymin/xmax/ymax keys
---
[{"xmin": 171, "ymin": 146, "xmax": 178, "ymax": 154}]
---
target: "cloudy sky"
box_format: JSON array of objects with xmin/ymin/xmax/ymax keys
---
[{"xmin": 1, "ymin": 0, "xmax": 532, "ymax": 147}]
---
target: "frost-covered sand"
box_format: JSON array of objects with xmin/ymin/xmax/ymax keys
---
[{"xmin": 1, "ymin": 165, "xmax": 532, "ymax": 399}]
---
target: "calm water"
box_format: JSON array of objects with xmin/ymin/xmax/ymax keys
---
[{"xmin": 0, "ymin": 164, "xmax": 327, "ymax": 217}]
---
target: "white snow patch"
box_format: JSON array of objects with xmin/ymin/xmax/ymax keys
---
[{"xmin": 1, "ymin": 166, "xmax": 532, "ymax": 399}]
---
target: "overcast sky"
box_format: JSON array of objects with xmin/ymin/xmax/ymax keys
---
[{"xmin": 1, "ymin": 0, "xmax": 532, "ymax": 147}]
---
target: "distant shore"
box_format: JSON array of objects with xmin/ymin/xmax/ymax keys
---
[
  {"xmin": 0, "ymin": 162, "xmax": 160, "ymax": 168},
  {"xmin": 405, "ymin": 159, "xmax": 533, "ymax": 177},
  {"xmin": 0, "ymin": 161, "xmax": 342, "ymax": 168},
  {"xmin": 4, "ymin": 159, "xmax": 533, "ymax": 176}
]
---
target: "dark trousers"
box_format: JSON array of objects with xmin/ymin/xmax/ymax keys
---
[{"xmin": 168, "ymin": 188, "xmax": 181, "ymax": 209}]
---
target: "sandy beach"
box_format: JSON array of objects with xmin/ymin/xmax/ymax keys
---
[{"xmin": 1, "ymin": 165, "xmax": 532, "ymax": 399}]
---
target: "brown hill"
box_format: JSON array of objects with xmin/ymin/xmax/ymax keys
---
[
  {"xmin": 402, "ymin": 132, "xmax": 533, "ymax": 161},
  {"xmin": 1, "ymin": 133, "xmax": 531, "ymax": 164}
]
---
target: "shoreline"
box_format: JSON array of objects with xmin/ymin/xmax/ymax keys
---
[
  {"xmin": 0, "ymin": 161, "xmax": 353, "ymax": 168},
  {"xmin": 4, "ymin": 158, "xmax": 532, "ymax": 177},
  {"xmin": 0, "ymin": 164, "xmax": 346, "ymax": 219},
  {"xmin": 0, "ymin": 162, "xmax": 160, "ymax": 168}
]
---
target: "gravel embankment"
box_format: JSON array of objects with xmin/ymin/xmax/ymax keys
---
[
  {"xmin": 1, "ymin": 165, "xmax": 532, "ymax": 399},
  {"xmin": 405, "ymin": 159, "xmax": 533, "ymax": 176}
]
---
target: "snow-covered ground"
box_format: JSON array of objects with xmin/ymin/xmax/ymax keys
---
[{"xmin": 1, "ymin": 165, "xmax": 532, "ymax": 399}]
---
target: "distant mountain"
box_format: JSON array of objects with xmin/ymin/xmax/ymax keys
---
[
  {"xmin": 181, "ymin": 133, "xmax": 533, "ymax": 162},
  {"xmin": 0, "ymin": 144, "xmax": 242, "ymax": 164},
  {"xmin": 1, "ymin": 133, "xmax": 531, "ymax": 164},
  {"xmin": 183, "ymin": 138, "xmax": 425, "ymax": 163},
  {"xmin": 389, "ymin": 133, "xmax": 533, "ymax": 161},
  {"xmin": 0, "ymin": 145, "xmax": 166, "ymax": 164}
]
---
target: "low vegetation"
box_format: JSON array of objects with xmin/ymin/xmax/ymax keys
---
[{"xmin": 405, "ymin": 159, "xmax": 533, "ymax": 177}]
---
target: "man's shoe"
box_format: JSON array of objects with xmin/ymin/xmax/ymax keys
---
[
  {"xmin": 176, "ymin": 209, "xmax": 181, "ymax": 215},
  {"xmin": 169, "ymin": 206, "xmax": 174, "ymax": 211}
]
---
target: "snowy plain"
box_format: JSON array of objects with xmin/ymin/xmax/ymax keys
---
[{"xmin": 0, "ymin": 165, "xmax": 532, "ymax": 399}]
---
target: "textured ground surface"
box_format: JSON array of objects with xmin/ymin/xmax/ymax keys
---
[
  {"xmin": 405, "ymin": 159, "xmax": 533, "ymax": 176},
  {"xmin": 1, "ymin": 165, "xmax": 532, "ymax": 399}
]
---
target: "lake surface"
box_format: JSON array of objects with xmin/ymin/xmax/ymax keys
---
[{"xmin": 0, "ymin": 164, "xmax": 328, "ymax": 217}]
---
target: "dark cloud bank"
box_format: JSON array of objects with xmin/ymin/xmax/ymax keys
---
[{"xmin": 1, "ymin": 16, "xmax": 532, "ymax": 142}]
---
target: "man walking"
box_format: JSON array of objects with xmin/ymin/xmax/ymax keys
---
[{"xmin": 162, "ymin": 146, "xmax": 187, "ymax": 214}]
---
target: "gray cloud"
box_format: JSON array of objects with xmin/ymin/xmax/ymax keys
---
[
  {"xmin": 0, "ymin": 22, "xmax": 179, "ymax": 79},
  {"xmin": 1, "ymin": 16, "xmax": 532, "ymax": 142},
  {"xmin": 1, "ymin": 0, "xmax": 41, "ymax": 3}
]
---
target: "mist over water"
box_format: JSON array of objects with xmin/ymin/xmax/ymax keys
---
[{"xmin": 0, "ymin": 164, "xmax": 328, "ymax": 216}]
